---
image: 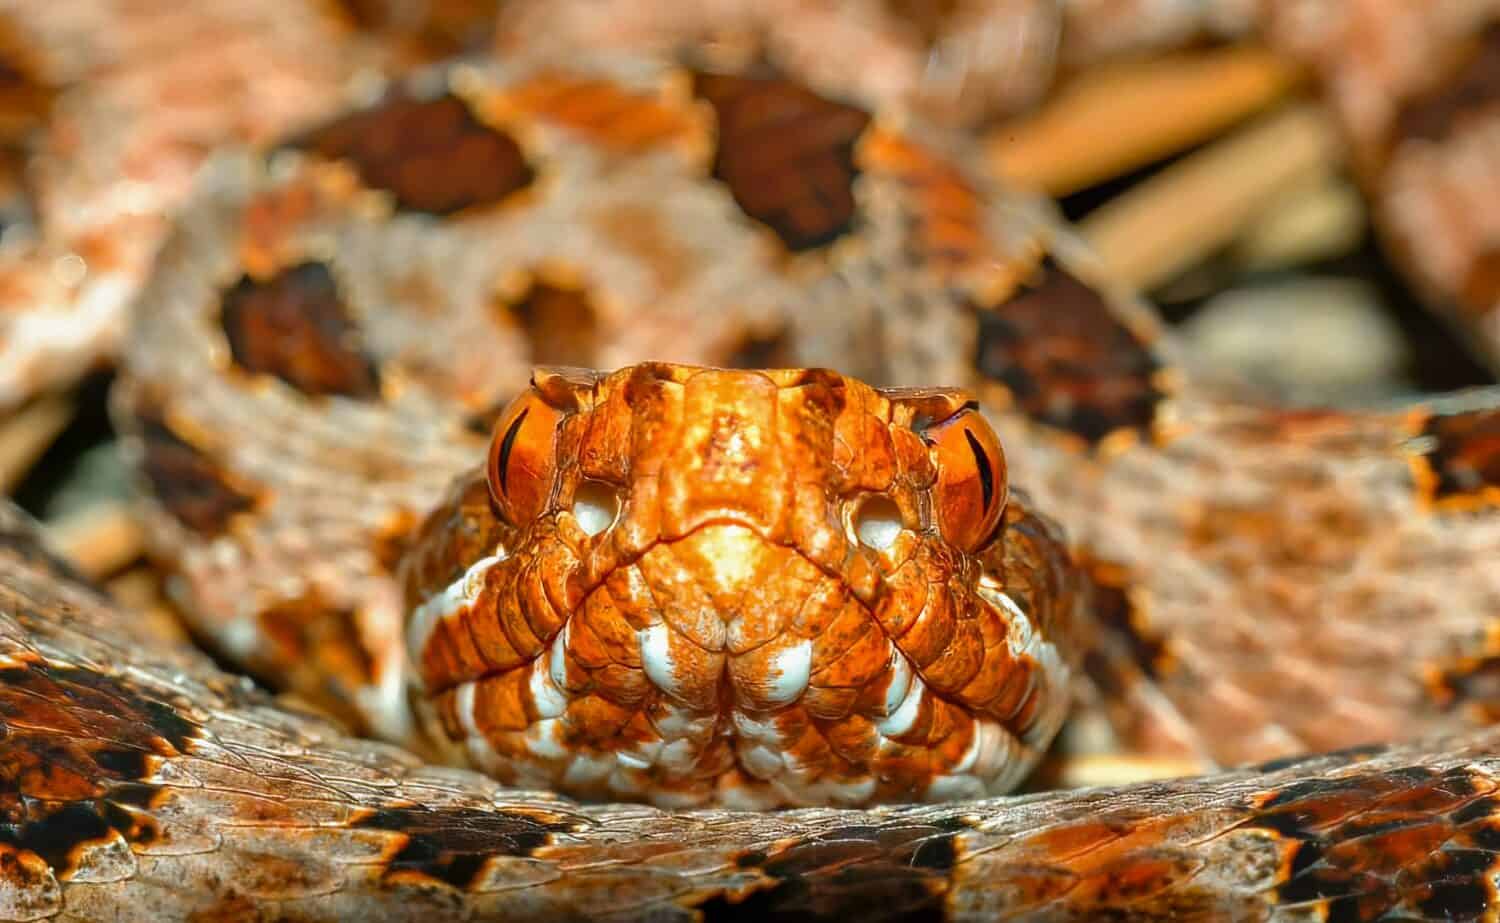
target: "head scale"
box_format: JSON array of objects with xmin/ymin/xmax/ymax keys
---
[{"xmin": 402, "ymin": 363, "xmax": 1081, "ymax": 808}]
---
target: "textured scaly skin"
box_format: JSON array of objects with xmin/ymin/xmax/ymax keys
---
[
  {"xmin": 6, "ymin": 504, "xmax": 1500, "ymax": 919},
  {"xmin": 0, "ymin": 3, "xmax": 1496, "ymax": 920}
]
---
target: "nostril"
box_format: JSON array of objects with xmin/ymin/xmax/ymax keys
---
[
  {"xmin": 572, "ymin": 479, "xmax": 620, "ymax": 537},
  {"xmin": 852, "ymin": 495, "xmax": 903, "ymax": 551}
]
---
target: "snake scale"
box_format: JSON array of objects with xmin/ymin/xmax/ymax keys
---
[{"xmin": 2, "ymin": 1, "xmax": 1500, "ymax": 920}]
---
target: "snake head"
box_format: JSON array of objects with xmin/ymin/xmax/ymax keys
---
[{"xmin": 403, "ymin": 363, "xmax": 1081, "ymax": 808}]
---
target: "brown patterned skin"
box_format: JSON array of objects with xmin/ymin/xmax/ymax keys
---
[
  {"xmin": 2, "ymin": 1, "xmax": 1498, "ymax": 409},
  {"xmin": 111, "ymin": 52, "xmax": 1060, "ymax": 742},
  {"xmin": 0, "ymin": 0, "xmax": 501, "ymax": 411},
  {"xmin": 0, "ymin": 5, "xmax": 1490, "ymax": 920},
  {"xmin": 7, "ymin": 503, "xmax": 1500, "ymax": 920},
  {"xmin": 111, "ymin": 46, "xmax": 1500, "ymax": 769},
  {"xmin": 402, "ymin": 365, "xmax": 1082, "ymax": 808},
  {"xmin": 498, "ymin": 0, "xmax": 1500, "ymax": 370}
]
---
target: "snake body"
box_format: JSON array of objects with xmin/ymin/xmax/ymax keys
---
[{"xmin": 3, "ymin": 2, "xmax": 1500, "ymax": 920}]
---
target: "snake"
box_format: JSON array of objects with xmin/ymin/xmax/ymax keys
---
[{"xmin": 2, "ymin": 2, "xmax": 1500, "ymax": 921}]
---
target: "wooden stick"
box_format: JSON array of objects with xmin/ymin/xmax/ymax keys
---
[
  {"xmin": 1079, "ymin": 103, "xmax": 1345, "ymax": 292},
  {"xmin": 987, "ymin": 44, "xmax": 1304, "ymax": 196},
  {"xmin": 0, "ymin": 394, "xmax": 74, "ymax": 494},
  {"xmin": 1230, "ymin": 172, "xmax": 1367, "ymax": 272},
  {"xmin": 48, "ymin": 501, "xmax": 144, "ymax": 580},
  {"xmin": 1055, "ymin": 753, "xmax": 1209, "ymax": 789}
]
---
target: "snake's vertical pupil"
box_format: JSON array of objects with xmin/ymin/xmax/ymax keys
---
[
  {"xmin": 924, "ymin": 406, "xmax": 1008, "ymax": 552},
  {"xmin": 496, "ymin": 408, "xmax": 529, "ymax": 494},
  {"xmin": 966, "ymin": 428, "xmax": 994, "ymax": 511}
]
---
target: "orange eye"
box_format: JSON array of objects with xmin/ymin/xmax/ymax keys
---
[
  {"xmin": 487, "ymin": 390, "xmax": 565, "ymax": 526},
  {"xmin": 924, "ymin": 406, "xmax": 1007, "ymax": 551}
]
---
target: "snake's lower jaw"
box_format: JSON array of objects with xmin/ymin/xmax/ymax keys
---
[{"xmin": 410, "ymin": 520, "xmax": 1060, "ymax": 808}]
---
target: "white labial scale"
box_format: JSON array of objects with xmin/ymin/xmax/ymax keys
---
[
  {"xmin": 549, "ymin": 624, "xmax": 571, "ymax": 691},
  {"xmin": 528, "ymin": 651, "xmax": 568, "ymax": 719},
  {"xmin": 737, "ymin": 741, "xmax": 785, "ymax": 779},
  {"xmin": 877, "ymin": 667, "xmax": 926, "ymax": 738},
  {"xmin": 453, "ymin": 680, "xmax": 504, "ymax": 773},
  {"xmin": 926, "ymin": 718, "xmax": 1024, "ymax": 801},
  {"xmin": 638, "ymin": 621, "xmax": 683, "ymax": 699},
  {"xmin": 762, "ymin": 638, "xmax": 813, "ymax": 706},
  {"xmin": 522, "ymin": 717, "xmax": 568, "ymax": 761},
  {"xmin": 405, "ymin": 549, "xmax": 508, "ymax": 659},
  {"xmin": 977, "ymin": 580, "xmax": 1071, "ymax": 748},
  {"xmin": 560, "ymin": 752, "xmax": 615, "ymax": 788},
  {"xmin": 881, "ymin": 646, "xmax": 913, "ymax": 717},
  {"xmin": 615, "ymin": 736, "xmax": 666, "ymax": 771}
]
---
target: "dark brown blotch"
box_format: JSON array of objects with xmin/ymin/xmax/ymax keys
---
[
  {"xmin": 692, "ymin": 70, "xmax": 872, "ymax": 252},
  {"xmin": 221, "ymin": 261, "xmax": 382, "ymax": 399},
  {"xmin": 135, "ymin": 412, "xmax": 257, "ymax": 536},
  {"xmin": 1082, "ymin": 563, "xmax": 1169, "ymax": 682},
  {"xmin": 290, "ymin": 86, "xmax": 534, "ymax": 215},
  {"xmin": 333, "ymin": 0, "xmax": 499, "ymax": 60},
  {"xmin": 1395, "ymin": 25, "xmax": 1500, "ymax": 145},
  {"xmin": 1248, "ymin": 765, "xmax": 1500, "ymax": 921},
  {"xmin": 725, "ymin": 328, "xmax": 795, "ymax": 369},
  {"xmin": 0, "ymin": 659, "xmax": 195, "ymax": 877},
  {"xmin": 700, "ymin": 820, "xmax": 966, "ymax": 920},
  {"xmin": 974, "ymin": 260, "xmax": 1164, "ymax": 445},
  {"xmin": 1428, "ymin": 654, "xmax": 1500, "ymax": 721},
  {"xmin": 353, "ymin": 805, "xmax": 582, "ymax": 888},
  {"xmin": 494, "ymin": 280, "xmax": 600, "ymax": 368},
  {"xmin": 1414, "ymin": 408, "xmax": 1500, "ymax": 508},
  {"xmin": 253, "ymin": 591, "xmax": 377, "ymax": 732}
]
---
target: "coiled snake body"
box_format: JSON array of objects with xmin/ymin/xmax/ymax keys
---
[{"xmin": 4, "ymin": 3, "xmax": 1500, "ymax": 921}]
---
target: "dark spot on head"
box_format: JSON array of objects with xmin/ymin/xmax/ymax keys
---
[
  {"xmin": 290, "ymin": 86, "xmax": 534, "ymax": 215},
  {"xmin": 352, "ymin": 805, "xmax": 581, "ymax": 889},
  {"xmin": 692, "ymin": 70, "xmax": 872, "ymax": 252},
  {"xmin": 1413, "ymin": 408, "xmax": 1500, "ymax": 509},
  {"xmin": 974, "ymin": 260, "xmax": 1164, "ymax": 445},
  {"xmin": 134, "ymin": 412, "xmax": 257, "ymax": 537},
  {"xmin": 494, "ymin": 280, "xmax": 600, "ymax": 368},
  {"xmin": 221, "ymin": 261, "xmax": 381, "ymax": 399},
  {"xmin": 1395, "ymin": 25, "xmax": 1500, "ymax": 144}
]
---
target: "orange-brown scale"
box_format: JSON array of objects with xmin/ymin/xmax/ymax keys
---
[
  {"xmin": 1410, "ymin": 406, "xmax": 1500, "ymax": 511},
  {"xmin": 402, "ymin": 364, "xmax": 1084, "ymax": 808},
  {"xmin": 498, "ymin": 70, "xmax": 710, "ymax": 157}
]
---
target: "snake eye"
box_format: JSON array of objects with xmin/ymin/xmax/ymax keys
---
[
  {"xmin": 487, "ymin": 390, "xmax": 565, "ymax": 526},
  {"xmin": 923, "ymin": 406, "xmax": 1007, "ymax": 552}
]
